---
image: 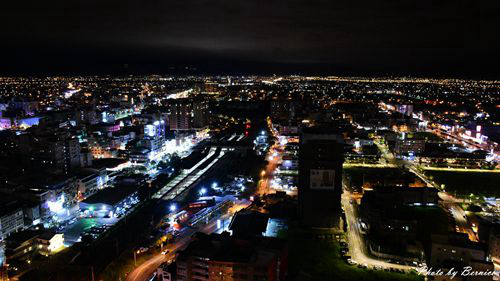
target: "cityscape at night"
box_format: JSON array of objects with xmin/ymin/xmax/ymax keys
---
[
  {"xmin": 0, "ymin": 76, "xmax": 498, "ymax": 281},
  {"xmin": 1, "ymin": 0, "xmax": 500, "ymax": 280}
]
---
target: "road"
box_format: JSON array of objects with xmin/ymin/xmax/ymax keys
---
[
  {"xmin": 408, "ymin": 165, "xmax": 439, "ymax": 189},
  {"xmin": 438, "ymin": 192, "xmax": 467, "ymax": 204},
  {"xmin": 442, "ymin": 201, "xmax": 478, "ymax": 242},
  {"xmin": 342, "ymin": 191, "xmax": 415, "ymax": 272},
  {"xmin": 257, "ymin": 143, "xmax": 281, "ymax": 195},
  {"xmin": 375, "ymin": 139, "xmax": 439, "ymax": 189},
  {"xmin": 380, "ymin": 102, "xmax": 499, "ymax": 162},
  {"xmin": 431, "ymin": 128, "xmax": 494, "ymax": 156},
  {"xmin": 125, "ymin": 201, "xmax": 250, "ymax": 281},
  {"xmin": 125, "ymin": 228, "xmax": 198, "ymax": 281},
  {"xmin": 126, "ymin": 221, "xmax": 214, "ymax": 281},
  {"xmin": 375, "ymin": 138, "xmax": 483, "ymax": 246},
  {"xmin": 374, "ymin": 139, "xmax": 399, "ymax": 166},
  {"xmin": 344, "ymin": 140, "xmax": 432, "ymax": 271},
  {"xmin": 377, "ymin": 139, "xmax": 480, "ymax": 242},
  {"xmin": 125, "ymin": 253, "xmax": 166, "ymax": 281}
]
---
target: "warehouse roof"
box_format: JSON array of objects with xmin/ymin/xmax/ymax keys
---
[{"xmin": 81, "ymin": 185, "xmax": 138, "ymax": 206}]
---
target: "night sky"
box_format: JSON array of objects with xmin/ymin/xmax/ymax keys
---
[{"xmin": 1, "ymin": 0, "xmax": 499, "ymax": 77}]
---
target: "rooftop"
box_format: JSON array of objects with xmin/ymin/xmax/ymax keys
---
[
  {"xmin": 177, "ymin": 232, "xmax": 286, "ymax": 265},
  {"xmin": 5, "ymin": 229, "xmax": 42, "ymax": 249},
  {"xmin": 229, "ymin": 210, "xmax": 269, "ymax": 237},
  {"xmin": 81, "ymin": 185, "xmax": 138, "ymax": 206}
]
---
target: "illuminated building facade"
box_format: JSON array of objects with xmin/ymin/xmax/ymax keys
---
[
  {"xmin": 394, "ymin": 133, "xmax": 426, "ymax": 156},
  {"xmin": 4, "ymin": 230, "xmax": 64, "ymax": 260},
  {"xmin": 37, "ymin": 232, "xmax": 64, "ymax": 256},
  {"xmin": 0, "ymin": 201, "xmax": 25, "ymax": 240},
  {"xmin": 76, "ymin": 168, "xmax": 108, "ymax": 199}
]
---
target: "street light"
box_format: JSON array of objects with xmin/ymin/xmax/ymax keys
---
[
  {"xmin": 134, "ymin": 250, "xmax": 139, "ymax": 266},
  {"xmin": 169, "ymin": 204, "xmax": 177, "ymax": 212},
  {"xmin": 260, "ymin": 170, "xmax": 266, "ymax": 177},
  {"xmin": 199, "ymin": 187, "xmax": 207, "ymax": 196}
]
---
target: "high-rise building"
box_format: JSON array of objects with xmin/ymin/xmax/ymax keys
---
[
  {"xmin": 144, "ymin": 120, "xmax": 166, "ymax": 152},
  {"xmin": 298, "ymin": 127, "xmax": 344, "ymax": 228},
  {"xmin": 18, "ymin": 131, "xmax": 81, "ymax": 174},
  {"xmin": 394, "ymin": 133, "xmax": 425, "ymax": 156},
  {"xmin": 169, "ymin": 100, "xmax": 192, "ymax": 131},
  {"xmin": 0, "ymin": 200, "xmax": 25, "ymax": 240},
  {"xmin": 192, "ymin": 100, "xmax": 209, "ymax": 129},
  {"xmin": 64, "ymin": 138, "xmax": 82, "ymax": 172}
]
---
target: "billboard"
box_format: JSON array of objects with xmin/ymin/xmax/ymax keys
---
[{"xmin": 310, "ymin": 169, "xmax": 335, "ymax": 190}]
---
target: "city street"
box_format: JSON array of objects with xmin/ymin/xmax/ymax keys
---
[
  {"xmin": 257, "ymin": 143, "xmax": 281, "ymax": 195},
  {"xmin": 342, "ymin": 191, "xmax": 415, "ymax": 272},
  {"xmin": 442, "ymin": 201, "xmax": 478, "ymax": 242},
  {"xmin": 126, "ymin": 218, "xmax": 220, "ymax": 281},
  {"xmin": 125, "ymin": 253, "xmax": 166, "ymax": 281},
  {"xmin": 376, "ymin": 138, "xmax": 480, "ymax": 243},
  {"xmin": 125, "ymin": 199, "xmax": 250, "ymax": 281}
]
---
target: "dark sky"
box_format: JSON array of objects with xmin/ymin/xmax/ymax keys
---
[{"xmin": 1, "ymin": 0, "xmax": 499, "ymax": 77}]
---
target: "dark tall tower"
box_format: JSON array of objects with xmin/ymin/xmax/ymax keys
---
[
  {"xmin": 169, "ymin": 99, "xmax": 192, "ymax": 131},
  {"xmin": 298, "ymin": 127, "xmax": 344, "ymax": 228},
  {"xmin": 192, "ymin": 99, "xmax": 208, "ymax": 129}
]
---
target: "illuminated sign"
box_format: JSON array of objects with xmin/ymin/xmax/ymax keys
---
[{"xmin": 310, "ymin": 169, "xmax": 335, "ymax": 190}]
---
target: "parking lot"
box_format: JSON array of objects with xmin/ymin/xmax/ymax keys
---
[{"xmin": 63, "ymin": 217, "xmax": 118, "ymax": 245}]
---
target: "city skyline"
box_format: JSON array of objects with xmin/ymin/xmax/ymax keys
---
[
  {"xmin": 0, "ymin": 76, "xmax": 498, "ymax": 281},
  {"xmin": 0, "ymin": 0, "xmax": 499, "ymax": 280}
]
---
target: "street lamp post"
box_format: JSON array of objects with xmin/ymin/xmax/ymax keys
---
[{"xmin": 199, "ymin": 187, "xmax": 207, "ymax": 196}]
